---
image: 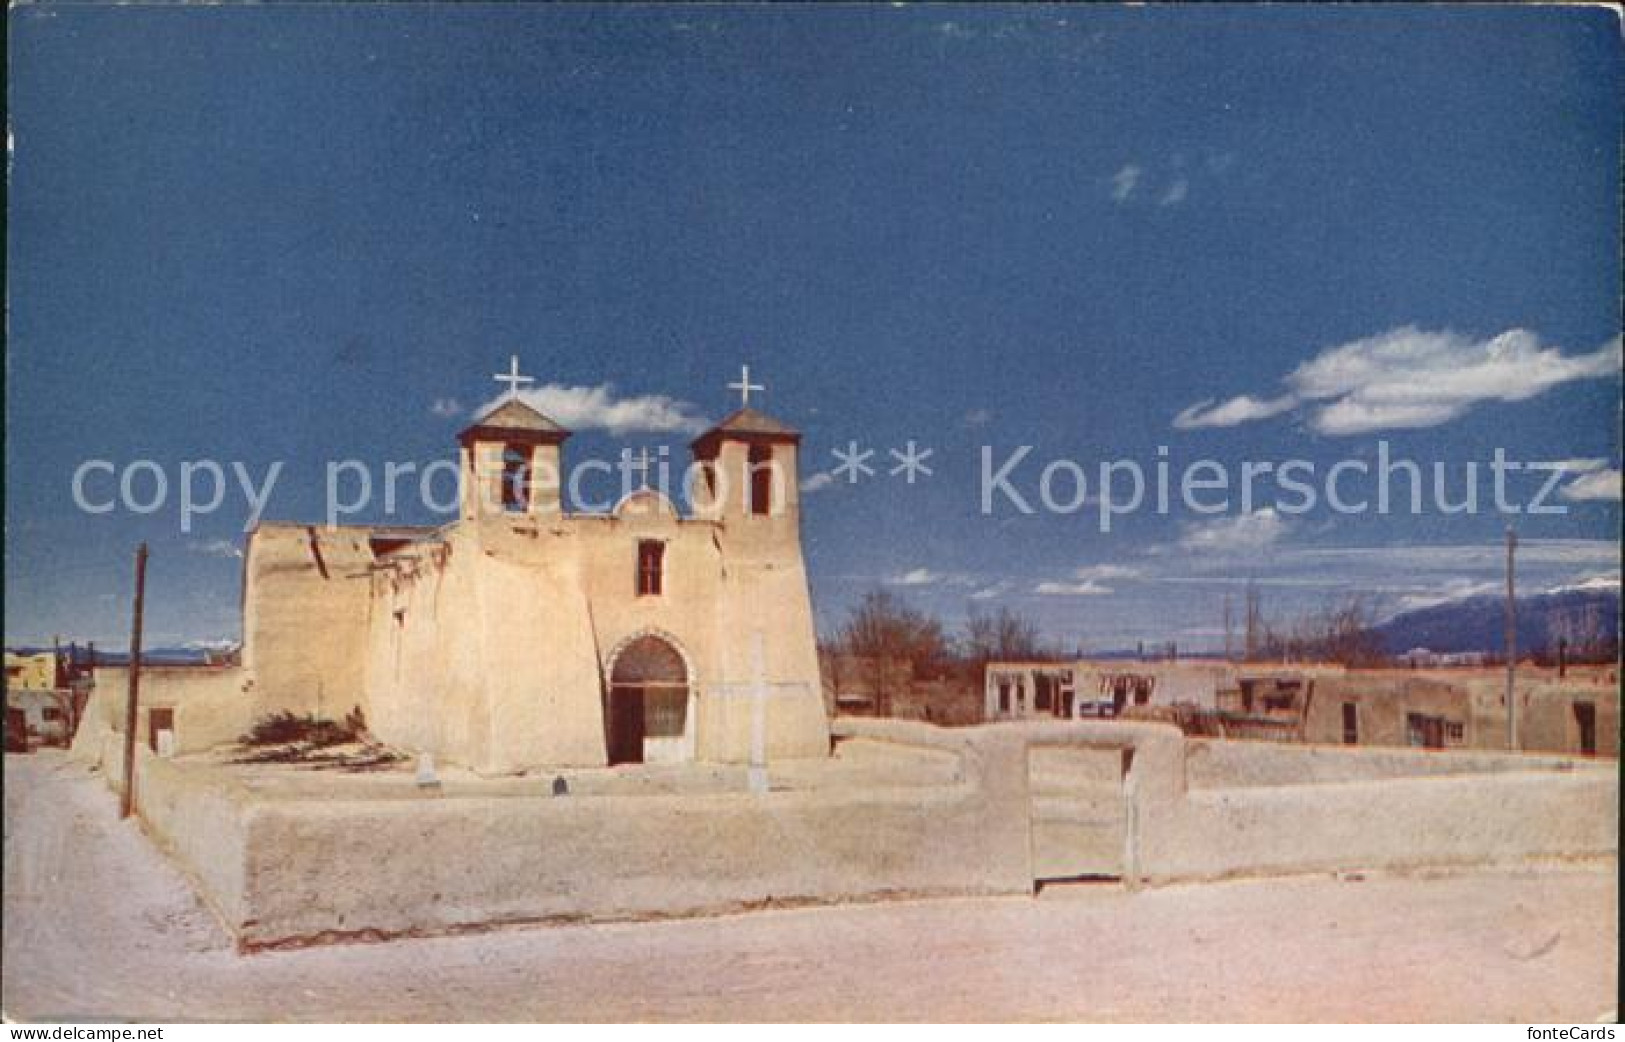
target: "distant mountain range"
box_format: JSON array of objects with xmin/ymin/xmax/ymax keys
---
[
  {"xmin": 12, "ymin": 591, "xmax": 1619, "ymax": 667},
  {"xmin": 1372, "ymin": 587, "xmax": 1620, "ymax": 656},
  {"xmin": 5, "ymin": 642, "xmax": 237, "ymax": 665}
]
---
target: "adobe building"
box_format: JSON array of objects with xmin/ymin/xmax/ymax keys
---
[{"xmin": 85, "ymin": 370, "xmax": 831, "ymax": 774}]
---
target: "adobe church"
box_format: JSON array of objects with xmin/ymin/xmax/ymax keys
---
[{"xmin": 118, "ymin": 365, "xmax": 831, "ymax": 774}]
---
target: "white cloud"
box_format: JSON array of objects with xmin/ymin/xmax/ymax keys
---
[
  {"xmin": 969, "ymin": 582, "xmax": 1010, "ymax": 601},
  {"xmin": 1550, "ymin": 458, "xmax": 1609, "ymax": 474},
  {"xmin": 1035, "ymin": 579, "xmax": 1114, "ymax": 596},
  {"xmin": 1072, "ymin": 564, "xmax": 1140, "ymax": 582},
  {"xmin": 800, "ymin": 472, "xmax": 836, "ymax": 494},
  {"xmin": 1110, "ymin": 164, "xmax": 1141, "ymax": 202},
  {"xmin": 1159, "ymin": 177, "xmax": 1189, "ymax": 206},
  {"xmin": 1561, "ymin": 467, "xmax": 1622, "ymax": 502},
  {"xmin": 429, "ymin": 397, "xmax": 464, "ymax": 418},
  {"xmin": 1394, "ymin": 578, "xmax": 1501, "ymax": 613},
  {"xmin": 189, "ymin": 539, "xmax": 242, "ymax": 560},
  {"xmin": 477, "ymin": 384, "xmax": 709, "ymax": 436},
  {"xmin": 888, "ymin": 567, "xmax": 940, "ymax": 586},
  {"xmin": 1173, "ymin": 327, "xmax": 1622, "ymax": 436},
  {"xmin": 962, "ymin": 408, "xmax": 994, "ymax": 428},
  {"xmin": 1178, "ymin": 507, "xmax": 1290, "ymax": 554},
  {"xmin": 1548, "ymin": 572, "xmax": 1621, "ymax": 594},
  {"xmin": 1173, "ymin": 393, "xmax": 1297, "ymax": 430}
]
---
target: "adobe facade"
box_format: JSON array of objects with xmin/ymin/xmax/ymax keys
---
[{"xmin": 90, "ymin": 391, "xmax": 831, "ymax": 774}]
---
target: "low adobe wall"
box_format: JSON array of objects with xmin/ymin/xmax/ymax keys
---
[
  {"xmin": 80, "ymin": 666, "xmax": 251, "ymax": 755},
  {"xmin": 78, "ymin": 716, "xmax": 1617, "ymax": 949},
  {"xmin": 85, "ymin": 722, "xmax": 1034, "ymax": 949},
  {"xmin": 1183, "ymin": 737, "xmax": 1598, "ymax": 789},
  {"xmin": 72, "ymin": 730, "xmax": 254, "ymax": 930},
  {"xmin": 1144, "ymin": 769, "xmax": 1616, "ymax": 883}
]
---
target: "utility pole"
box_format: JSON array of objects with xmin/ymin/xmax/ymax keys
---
[
  {"xmin": 120, "ymin": 543, "xmax": 148, "ymax": 819},
  {"xmin": 1504, "ymin": 526, "xmax": 1517, "ymax": 753}
]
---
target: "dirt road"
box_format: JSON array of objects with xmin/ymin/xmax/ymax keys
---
[{"xmin": 3, "ymin": 751, "xmax": 1616, "ymax": 1022}]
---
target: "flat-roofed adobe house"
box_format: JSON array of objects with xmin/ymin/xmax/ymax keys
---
[{"xmin": 80, "ymin": 365, "xmax": 831, "ymax": 774}]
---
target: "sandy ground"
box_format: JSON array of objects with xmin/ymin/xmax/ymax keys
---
[{"xmin": 4, "ymin": 751, "xmax": 1617, "ymax": 1023}]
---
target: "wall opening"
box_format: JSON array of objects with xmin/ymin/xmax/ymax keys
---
[
  {"xmin": 148, "ymin": 707, "xmax": 175, "ymax": 754},
  {"xmin": 1574, "ymin": 701, "xmax": 1597, "ymax": 756},
  {"xmin": 500, "ymin": 443, "xmax": 529, "ymax": 512},
  {"xmin": 606, "ymin": 635, "xmax": 689, "ymax": 766},
  {"xmin": 635, "ymin": 540, "xmax": 665, "ymax": 596},
  {"xmin": 748, "ymin": 444, "xmax": 773, "ymax": 515}
]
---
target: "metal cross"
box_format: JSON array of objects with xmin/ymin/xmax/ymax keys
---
[
  {"xmin": 625, "ymin": 447, "xmax": 654, "ymax": 488},
  {"xmin": 492, "ymin": 355, "xmax": 534, "ymax": 400},
  {"xmin": 728, "ymin": 364, "xmax": 765, "ymax": 408}
]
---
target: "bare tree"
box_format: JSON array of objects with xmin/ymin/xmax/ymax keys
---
[
  {"xmin": 962, "ymin": 605, "xmax": 1048, "ymax": 664},
  {"xmin": 1258, "ymin": 591, "xmax": 1386, "ymax": 667},
  {"xmin": 837, "ymin": 590, "xmax": 949, "ymax": 716}
]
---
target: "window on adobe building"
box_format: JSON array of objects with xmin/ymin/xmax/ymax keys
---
[
  {"xmin": 748, "ymin": 444, "xmax": 774, "ymax": 515},
  {"xmin": 501, "ymin": 444, "xmax": 529, "ymax": 512},
  {"xmin": 636, "ymin": 540, "xmax": 665, "ymax": 597}
]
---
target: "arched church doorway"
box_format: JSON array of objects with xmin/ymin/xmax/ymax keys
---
[{"xmin": 606, "ymin": 634, "xmax": 690, "ymax": 765}]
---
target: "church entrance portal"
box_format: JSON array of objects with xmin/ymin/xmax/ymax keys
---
[{"xmin": 607, "ymin": 635, "xmax": 690, "ymax": 766}]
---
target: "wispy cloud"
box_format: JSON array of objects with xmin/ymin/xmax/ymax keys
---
[
  {"xmin": 429, "ymin": 397, "xmax": 464, "ymax": 419},
  {"xmin": 800, "ymin": 471, "xmax": 836, "ymax": 494},
  {"xmin": 1072, "ymin": 564, "xmax": 1140, "ymax": 583},
  {"xmin": 477, "ymin": 384, "xmax": 709, "ymax": 436},
  {"xmin": 1158, "ymin": 177, "xmax": 1189, "ymax": 207},
  {"xmin": 888, "ymin": 567, "xmax": 941, "ymax": 586},
  {"xmin": 1177, "ymin": 507, "xmax": 1290, "ymax": 554},
  {"xmin": 1548, "ymin": 571, "xmax": 1620, "ymax": 594},
  {"xmin": 1394, "ymin": 578, "xmax": 1502, "ymax": 613},
  {"xmin": 962, "ymin": 407, "xmax": 994, "ymax": 428},
  {"xmin": 1034, "ymin": 579, "xmax": 1114, "ymax": 596},
  {"xmin": 1561, "ymin": 467, "xmax": 1621, "ymax": 502},
  {"xmin": 1172, "ymin": 393, "xmax": 1296, "ymax": 430},
  {"xmin": 1110, "ymin": 164, "xmax": 1141, "ymax": 203},
  {"xmin": 1174, "ymin": 327, "xmax": 1622, "ymax": 435},
  {"xmin": 189, "ymin": 539, "xmax": 242, "ymax": 560}
]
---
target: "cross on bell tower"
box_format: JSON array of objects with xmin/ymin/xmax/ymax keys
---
[
  {"xmin": 728, "ymin": 365, "xmax": 764, "ymax": 408},
  {"xmin": 493, "ymin": 355, "xmax": 534, "ymax": 400}
]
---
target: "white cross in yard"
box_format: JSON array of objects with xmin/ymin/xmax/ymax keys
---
[
  {"xmin": 728, "ymin": 365, "xmax": 765, "ymax": 408},
  {"xmin": 493, "ymin": 355, "xmax": 534, "ymax": 399}
]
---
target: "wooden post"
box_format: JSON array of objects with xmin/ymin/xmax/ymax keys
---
[
  {"xmin": 1504, "ymin": 526, "xmax": 1517, "ymax": 753},
  {"xmin": 120, "ymin": 543, "xmax": 148, "ymax": 819}
]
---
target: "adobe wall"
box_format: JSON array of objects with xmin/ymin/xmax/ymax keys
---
[
  {"xmin": 78, "ymin": 665, "xmax": 251, "ymax": 755},
  {"xmin": 1144, "ymin": 771, "xmax": 1616, "ymax": 883},
  {"xmin": 1304, "ymin": 675, "xmax": 1476, "ymax": 747},
  {"xmin": 70, "ymin": 732, "xmax": 253, "ymax": 930},
  {"xmin": 361, "ymin": 502, "xmax": 828, "ymax": 774},
  {"xmin": 1185, "ymin": 737, "xmax": 1596, "ymax": 788},
  {"xmin": 1308, "ymin": 671, "xmax": 1619, "ymax": 756},
  {"xmin": 242, "ymin": 524, "xmax": 376, "ymax": 721},
  {"xmin": 87, "ymin": 716, "xmax": 1614, "ymax": 949}
]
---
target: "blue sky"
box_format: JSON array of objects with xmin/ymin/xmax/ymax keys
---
[{"xmin": 6, "ymin": 4, "xmax": 1620, "ymax": 650}]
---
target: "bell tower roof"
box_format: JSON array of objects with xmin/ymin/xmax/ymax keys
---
[
  {"xmin": 691, "ymin": 407, "xmax": 800, "ymax": 456},
  {"xmin": 458, "ymin": 398, "xmax": 571, "ymax": 446}
]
